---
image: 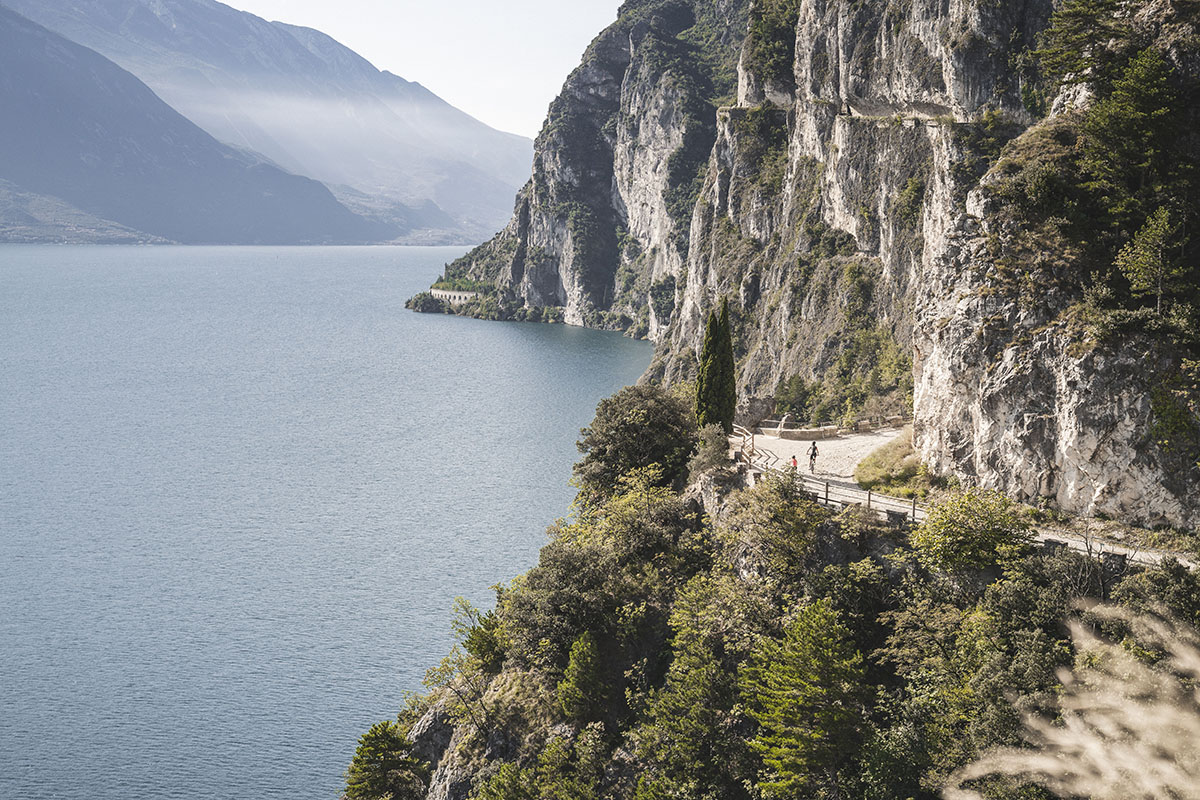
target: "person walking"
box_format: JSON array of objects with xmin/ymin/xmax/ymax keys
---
[
  {"xmin": 791, "ymin": 455, "xmax": 798, "ymax": 470},
  {"xmin": 807, "ymin": 441, "xmax": 819, "ymax": 473}
]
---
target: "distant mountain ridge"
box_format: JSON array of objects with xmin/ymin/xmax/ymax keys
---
[
  {"xmin": 0, "ymin": 4, "xmax": 393, "ymax": 245},
  {"xmin": 5, "ymin": 0, "xmax": 534, "ymax": 242}
]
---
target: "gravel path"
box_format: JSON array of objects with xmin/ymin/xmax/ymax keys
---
[
  {"xmin": 750, "ymin": 428, "xmax": 906, "ymax": 482},
  {"xmin": 744, "ymin": 428, "xmax": 1196, "ymax": 569}
]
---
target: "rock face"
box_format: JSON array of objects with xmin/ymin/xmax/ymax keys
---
[
  {"xmin": 443, "ymin": 0, "xmax": 1200, "ymax": 529},
  {"xmin": 443, "ymin": 0, "xmax": 750, "ymax": 330}
]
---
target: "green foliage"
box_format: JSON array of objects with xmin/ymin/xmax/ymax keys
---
[
  {"xmin": 558, "ymin": 631, "xmax": 604, "ymax": 721},
  {"xmin": 471, "ymin": 727, "xmax": 607, "ymax": 800},
  {"xmin": 744, "ymin": 0, "xmax": 802, "ymax": 89},
  {"xmin": 453, "ymin": 599, "xmax": 507, "ymax": 676},
  {"xmin": 405, "ymin": 292, "xmax": 447, "ymax": 314},
  {"xmin": 854, "ymin": 426, "xmax": 934, "ymax": 499},
  {"xmin": 1149, "ymin": 367, "xmax": 1200, "ymax": 465},
  {"xmin": 1115, "ymin": 206, "xmax": 1182, "ymax": 314},
  {"xmin": 912, "ymin": 490, "xmax": 1032, "ymax": 572},
  {"xmin": 688, "ymin": 422, "xmax": 733, "ymax": 480},
  {"xmin": 695, "ymin": 298, "xmax": 737, "ymax": 433},
  {"xmin": 1113, "ymin": 557, "xmax": 1200, "ymax": 627},
  {"xmin": 1037, "ymin": 0, "xmax": 1127, "ymax": 91},
  {"xmin": 1081, "ymin": 48, "xmax": 1185, "ymax": 240},
  {"xmin": 362, "ymin": 445, "xmax": 1200, "ymax": 800},
  {"xmin": 635, "ymin": 575, "xmax": 768, "ymax": 800},
  {"xmin": 648, "ymin": 276, "xmax": 676, "ymax": 323},
  {"xmin": 773, "ymin": 373, "xmax": 812, "ymax": 419},
  {"xmin": 994, "ymin": 12, "xmax": 1200, "ymax": 351},
  {"xmin": 718, "ymin": 470, "xmax": 825, "ymax": 587},
  {"xmin": 809, "ymin": 325, "xmax": 914, "ymax": 424},
  {"xmin": 345, "ymin": 720, "xmax": 429, "ymax": 800},
  {"xmin": 740, "ymin": 599, "xmax": 866, "ymax": 798},
  {"xmin": 431, "ymin": 276, "xmax": 492, "ymax": 292},
  {"xmin": 471, "ymin": 763, "xmax": 534, "ymax": 800},
  {"xmin": 894, "ymin": 176, "xmax": 926, "ymax": 227},
  {"xmin": 575, "ymin": 384, "xmax": 697, "ymax": 501}
]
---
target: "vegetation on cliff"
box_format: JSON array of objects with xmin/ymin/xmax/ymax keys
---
[
  {"xmin": 347, "ymin": 383, "xmax": 1200, "ymax": 800},
  {"xmin": 982, "ymin": 0, "xmax": 1200, "ymax": 473}
]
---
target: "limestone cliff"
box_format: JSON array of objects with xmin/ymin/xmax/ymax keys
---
[{"xmin": 430, "ymin": 0, "xmax": 1200, "ymax": 530}]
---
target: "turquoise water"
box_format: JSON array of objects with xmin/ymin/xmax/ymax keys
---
[{"xmin": 0, "ymin": 246, "xmax": 651, "ymax": 800}]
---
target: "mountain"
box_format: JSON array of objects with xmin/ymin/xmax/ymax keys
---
[
  {"xmin": 5, "ymin": 0, "xmax": 533, "ymax": 242},
  {"xmin": 0, "ymin": 178, "xmax": 167, "ymax": 244},
  {"xmin": 0, "ymin": 4, "xmax": 396, "ymax": 245},
  {"xmin": 424, "ymin": 0, "xmax": 1200, "ymax": 531}
]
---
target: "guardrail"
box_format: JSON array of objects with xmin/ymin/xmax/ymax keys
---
[
  {"xmin": 732, "ymin": 427, "xmax": 924, "ymax": 525},
  {"xmin": 730, "ymin": 431, "xmax": 1194, "ymax": 567}
]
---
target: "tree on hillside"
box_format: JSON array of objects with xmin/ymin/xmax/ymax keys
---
[
  {"xmin": 1081, "ymin": 47, "xmax": 1184, "ymax": 239},
  {"xmin": 575, "ymin": 384, "xmax": 696, "ymax": 501},
  {"xmin": 740, "ymin": 599, "xmax": 866, "ymax": 798},
  {"xmin": 558, "ymin": 631, "xmax": 604, "ymax": 722},
  {"xmin": 1037, "ymin": 0, "xmax": 1127, "ymax": 90},
  {"xmin": 1116, "ymin": 205, "xmax": 1183, "ymax": 314},
  {"xmin": 696, "ymin": 298, "xmax": 736, "ymax": 433},
  {"xmin": 345, "ymin": 720, "xmax": 429, "ymax": 800}
]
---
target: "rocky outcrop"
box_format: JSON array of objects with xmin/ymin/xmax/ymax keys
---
[
  {"xmin": 434, "ymin": 0, "xmax": 1200, "ymax": 529},
  {"xmin": 443, "ymin": 0, "xmax": 749, "ymax": 331}
]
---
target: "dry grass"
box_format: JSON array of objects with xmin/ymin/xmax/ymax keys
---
[{"xmin": 853, "ymin": 425, "xmax": 934, "ymax": 498}]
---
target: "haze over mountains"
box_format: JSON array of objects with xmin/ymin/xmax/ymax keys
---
[
  {"xmin": 0, "ymin": 4, "xmax": 395, "ymax": 244},
  {"xmin": 0, "ymin": 0, "xmax": 533, "ymax": 244}
]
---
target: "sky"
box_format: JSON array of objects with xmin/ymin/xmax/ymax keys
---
[{"xmin": 223, "ymin": 0, "xmax": 625, "ymax": 139}]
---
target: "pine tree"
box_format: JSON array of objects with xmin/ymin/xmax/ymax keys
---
[
  {"xmin": 558, "ymin": 631, "xmax": 603, "ymax": 721},
  {"xmin": 1037, "ymin": 0, "xmax": 1126, "ymax": 90},
  {"xmin": 345, "ymin": 720, "xmax": 429, "ymax": 800},
  {"xmin": 696, "ymin": 298, "xmax": 737, "ymax": 433},
  {"xmin": 1116, "ymin": 206, "xmax": 1181, "ymax": 314},
  {"xmin": 739, "ymin": 600, "xmax": 865, "ymax": 798}
]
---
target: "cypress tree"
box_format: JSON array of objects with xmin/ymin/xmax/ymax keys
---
[{"xmin": 696, "ymin": 297, "xmax": 737, "ymax": 433}]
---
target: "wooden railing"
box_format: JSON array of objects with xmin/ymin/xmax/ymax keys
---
[{"xmin": 731, "ymin": 429, "xmax": 924, "ymax": 525}]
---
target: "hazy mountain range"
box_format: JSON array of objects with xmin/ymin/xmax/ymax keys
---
[{"xmin": 0, "ymin": 0, "xmax": 533, "ymax": 244}]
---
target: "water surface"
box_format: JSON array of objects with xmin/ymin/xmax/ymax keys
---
[{"xmin": 0, "ymin": 245, "xmax": 651, "ymax": 800}]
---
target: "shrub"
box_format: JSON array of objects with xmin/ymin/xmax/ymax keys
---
[
  {"xmin": 739, "ymin": 599, "xmax": 865, "ymax": 798},
  {"xmin": 405, "ymin": 292, "xmax": 446, "ymax": 313},
  {"xmin": 558, "ymin": 631, "xmax": 603, "ymax": 721},
  {"xmin": 911, "ymin": 489, "xmax": 1032, "ymax": 572},
  {"xmin": 688, "ymin": 422, "xmax": 733, "ymax": 480},
  {"xmin": 575, "ymin": 384, "xmax": 696, "ymax": 501},
  {"xmin": 853, "ymin": 426, "xmax": 931, "ymax": 498}
]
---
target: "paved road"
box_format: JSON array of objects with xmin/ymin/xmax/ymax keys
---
[{"xmin": 734, "ymin": 428, "xmax": 1196, "ymax": 570}]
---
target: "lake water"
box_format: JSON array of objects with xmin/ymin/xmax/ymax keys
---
[{"xmin": 0, "ymin": 246, "xmax": 651, "ymax": 800}]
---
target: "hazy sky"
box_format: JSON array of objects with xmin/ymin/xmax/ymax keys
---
[{"xmin": 224, "ymin": 0, "xmax": 624, "ymax": 138}]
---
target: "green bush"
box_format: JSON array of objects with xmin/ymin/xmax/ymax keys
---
[
  {"xmin": 688, "ymin": 422, "xmax": 733, "ymax": 480},
  {"xmin": 575, "ymin": 384, "xmax": 697, "ymax": 501},
  {"xmin": 912, "ymin": 489, "xmax": 1032, "ymax": 572},
  {"xmin": 405, "ymin": 292, "xmax": 447, "ymax": 313},
  {"xmin": 739, "ymin": 599, "xmax": 865, "ymax": 798},
  {"xmin": 854, "ymin": 426, "xmax": 933, "ymax": 498}
]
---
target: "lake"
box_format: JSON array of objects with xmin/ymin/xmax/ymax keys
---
[{"xmin": 0, "ymin": 245, "xmax": 651, "ymax": 800}]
